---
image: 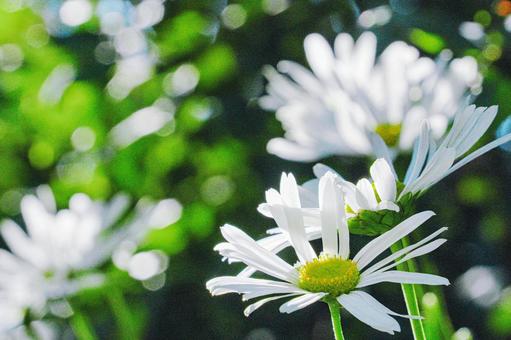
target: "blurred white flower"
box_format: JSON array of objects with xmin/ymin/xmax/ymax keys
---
[
  {"xmin": 109, "ymin": 100, "xmax": 175, "ymax": 148},
  {"xmin": 98, "ymin": 0, "xmax": 165, "ymax": 99},
  {"xmin": 208, "ymin": 173, "xmax": 449, "ymax": 334},
  {"xmin": 456, "ymin": 266, "xmax": 503, "ymax": 308},
  {"xmin": 0, "ymin": 186, "xmax": 181, "ymax": 330},
  {"xmin": 1, "ymin": 320, "xmax": 56, "ymax": 340},
  {"xmin": 30, "ymin": 0, "xmax": 166, "ymax": 99},
  {"xmin": 260, "ymin": 32, "xmax": 481, "ymax": 162},
  {"xmin": 304, "ymin": 105, "xmax": 511, "ymax": 217}
]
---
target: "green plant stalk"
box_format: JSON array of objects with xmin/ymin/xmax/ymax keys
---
[
  {"xmin": 420, "ymin": 258, "xmax": 455, "ymax": 338},
  {"xmin": 327, "ymin": 300, "xmax": 346, "ymax": 340},
  {"xmin": 70, "ymin": 311, "xmax": 97, "ymax": 340},
  {"xmin": 409, "ymin": 227, "xmax": 454, "ymax": 338},
  {"xmin": 107, "ymin": 288, "xmax": 138, "ymax": 339},
  {"xmin": 391, "ymin": 237, "xmax": 427, "ymax": 340}
]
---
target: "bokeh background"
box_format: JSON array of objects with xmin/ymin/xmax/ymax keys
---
[{"xmin": 1, "ymin": 0, "xmax": 511, "ymax": 339}]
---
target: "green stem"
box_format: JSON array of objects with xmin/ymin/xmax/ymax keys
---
[
  {"xmin": 391, "ymin": 237, "xmax": 427, "ymax": 340},
  {"xmin": 346, "ymin": 0, "xmax": 360, "ymax": 17},
  {"xmin": 327, "ymin": 300, "xmax": 346, "ymax": 340},
  {"xmin": 70, "ymin": 311, "xmax": 97, "ymax": 340},
  {"xmin": 106, "ymin": 288, "xmax": 138, "ymax": 339},
  {"xmin": 420, "ymin": 258, "xmax": 455, "ymax": 338}
]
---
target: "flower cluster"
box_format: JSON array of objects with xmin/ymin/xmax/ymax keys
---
[
  {"xmin": 0, "ymin": 186, "xmax": 181, "ymax": 334},
  {"xmin": 208, "ymin": 31, "xmax": 511, "ymax": 338},
  {"xmin": 208, "ymin": 173, "xmax": 448, "ymax": 334},
  {"xmin": 260, "ymin": 32, "xmax": 481, "ymax": 161}
]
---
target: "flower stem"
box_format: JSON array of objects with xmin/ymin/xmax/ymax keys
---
[
  {"xmin": 391, "ymin": 237, "xmax": 427, "ymax": 340},
  {"xmin": 70, "ymin": 311, "xmax": 98, "ymax": 340},
  {"xmin": 106, "ymin": 288, "xmax": 138, "ymax": 339},
  {"xmin": 327, "ymin": 300, "xmax": 346, "ymax": 340}
]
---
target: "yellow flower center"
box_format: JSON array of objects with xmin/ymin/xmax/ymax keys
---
[
  {"xmin": 298, "ymin": 255, "xmax": 360, "ymax": 297},
  {"xmin": 375, "ymin": 123, "xmax": 401, "ymax": 147}
]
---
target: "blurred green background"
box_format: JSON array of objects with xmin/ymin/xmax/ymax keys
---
[{"xmin": 2, "ymin": 0, "xmax": 511, "ymax": 339}]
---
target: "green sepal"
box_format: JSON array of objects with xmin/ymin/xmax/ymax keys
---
[{"xmin": 347, "ymin": 192, "xmax": 417, "ymax": 237}]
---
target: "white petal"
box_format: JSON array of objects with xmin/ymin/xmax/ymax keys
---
[
  {"xmin": 299, "ymin": 180, "xmax": 319, "ymax": 208},
  {"xmin": 353, "ymin": 211, "xmax": 435, "ymax": 270},
  {"xmin": 318, "ymin": 173, "xmax": 343, "ymax": 256},
  {"xmin": 370, "ymin": 158, "xmax": 397, "ymax": 202},
  {"xmin": 267, "ymin": 138, "xmax": 326, "ymax": 162},
  {"xmin": 304, "ymin": 34, "xmax": 335, "ymax": 82},
  {"xmin": 353, "ymin": 32, "xmax": 377, "ymax": 84},
  {"xmin": 455, "ymin": 105, "xmax": 497, "ymax": 156},
  {"xmin": 313, "ymin": 163, "xmax": 342, "ymax": 179},
  {"xmin": 357, "ymin": 270, "xmax": 450, "ymax": 288},
  {"xmin": 368, "ymin": 239, "xmax": 447, "ymax": 275},
  {"xmin": 440, "ymin": 105, "xmax": 476, "ymax": 147},
  {"xmin": 244, "ymin": 293, "xmax": 301, "ymax": 316},
  {"xmin": 0, "ymin": 220, "xmax": 47, "ymax": 269},
  {"xmin": 257, "ymin": 203, "xmax": 272, "ymax": 218},
  {"xmin": 259, "ymin": 227, "xmax": 322, "ymax": 257},
  {"xmin": 266, "ymin": 188, "xmax": 284, "ymax": 205},
  {"xmin": 20, "ymin": 195, "xmax": 53, "ymax": 248},
  {"xmin": 401, "ymin": 147, "xmax": 456, "ymax": 197},
  {"xmin": 404, "ymin": 121, "xmax": 431, "ymax": 185},
  {"xmin": 102, "ymin": 194, "xmax": 130, "ymax": 229},
  {"xmin": 279, "ymin": 292, "xmax": 326, "ymax": 314},
  {"xmin": 269, "ymin": 205, "xmax": 316, "ymax": 263},
  {"xmin": 338, "ymin": 292, "xmax": 400, "ymax": 334},
  {"xmin": 262, "ymin": 66, "xmax": 305, "ymax": 101},
  {"xmin": 280, "ymin": 173, "xmax": 301, "ymax": 208},
  {"xmin": 219, "ymin": 224, "xmax": 298, "ymax": 282},
  {"xmin": 376, "ymin": 201, "xmax": 400, "ymax": 212},
  {"xmin": 356, "ymin": 178, "xmax": 377, "ymax": 210},
  {"xmin": 362, "ymin": 227, "xmax": 448, "ymax": 276},
  {"xmin": 0, "ymin": 248, "xmax": 31, "ymax": 273},
  {"xmin": 277, "ymin": 60, "xmax": 323, "ymax": 95},
  {"xmin": 368, "ymin": 133, "xmax": 397, "ymax": 178},
  {"xmin": 334, "ymin": 33, "xmax": 354, "ymax": 61},
  {"xmin": 235, "ymin": 227, "xmax": 323, "ymax": 277},
  {"xmin": 352, "ymin": 290, "xmax": 422, "ymax": 320},
  {"xmin": 206, "ymin": 276, "xmax": 302, "ymax": 297},
  {"xmin": 446, "ymin": 132, "xmax": 511, "ymax": 176},
  {"xmin": 237, "ymin": 266, "xmax": 257, "ymax": 278}
]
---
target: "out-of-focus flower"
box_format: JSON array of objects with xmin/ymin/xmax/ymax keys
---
[
  {"xmin": 29, "ymin": 0, "xmax": 166, "ymax": 99},
  {"xmin": 99, "ymin": 0, "xmax": 165, "ymax": 99},
  {"xmin": 311, "ymin": 104, "xmax": 511, "ymax": 210},
  {"xmin": 109, "ymin": 98, "xmax": 176, "ymax": 148},
  {"xmin": 357, "ymin": 5, "xmax": 392, "ymax": 29},
  {"xmin": 456, "ymin": 266, "xmax": 504, "ymax": 308},
  {"xmin": 207, "ymin": 173, "xmax": 449, "ymax": 334},
  {"xmin": 38, "ymin": 64, "xmax": 76, "ymax": 105},
  {"xmin": 265, "ymin": 104, "xmax": 511, "ymax": 238},
  {"xmin": 260, "ymin": 32, "xmax": 481, "ymax": 162},
  {"xmin": 1, "ymin": 319, "xmax": 56, "ymax": 340},
  {"xmin": 0, "ymin": 186, "xmax": 181, "ymax": 330}
]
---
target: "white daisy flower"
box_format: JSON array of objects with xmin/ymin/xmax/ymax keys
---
[
  {"xmin": 309, "ymin": 104, "xmax": 511, "ymax": 218},
  {"xmin": 207, "ymin": 173, "xmax": 449, "ymax": 334},
  {"xmin": 260, "ymin": 31, "xmax": 481, "ymax": 161},
  {"xmin": 0, "ymin": 186, "xmax": 181, "ymax": 330},
  {"xmin": 332, "ymin": 158, "xmax": 399, "ymax": 215},
  {"xmin": 399, "ymin": 104, "xmax": 511, "ymax": 198}
]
